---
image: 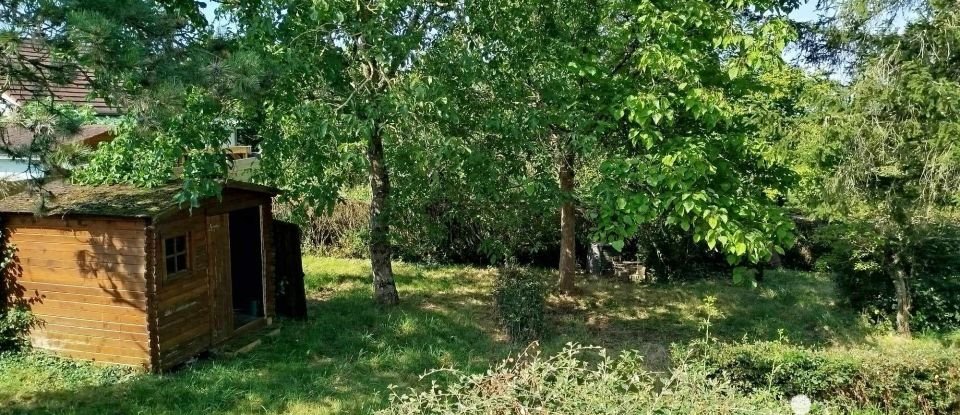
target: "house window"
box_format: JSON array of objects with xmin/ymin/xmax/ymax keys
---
[{"xmin": 164, "ymin": 235, "xmax": 189, "ymax": 277}]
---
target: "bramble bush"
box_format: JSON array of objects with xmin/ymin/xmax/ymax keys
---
[
  {"xmin": 378, "ymin": 343, "xmax": 830, "ymax": 415},
  {"xmin": 492, "ymin": 268, "xmax": 551, "ymax": 342},
  {"xmin": 697, "ymin": 339, "xmax": 960, "ymax": 414}
]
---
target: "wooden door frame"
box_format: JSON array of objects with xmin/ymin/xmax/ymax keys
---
[
  {"xmin": 206, "ymin": 204, "xmax": 270, "ymax": 344},
  {"xmin": 207, "ymin": 212, "xmax": 233, "ymax": 345},
  {"xmin": 257, "ymin": 205, "xmax": 268, "ymax": 322}
]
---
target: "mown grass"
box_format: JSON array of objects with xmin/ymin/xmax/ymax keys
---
[{"xmin": 0, "ymin": 257, "xmax": 954, "ymax": 414}]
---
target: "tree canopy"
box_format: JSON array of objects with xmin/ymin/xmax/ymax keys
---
[
  {"xmin": 37, "ymin": 0, "xmax": 804, "ymax": 300},
  {"xmin": 789, "ymin": 0, "xmax": 960, "ymax": 334},
  {"xmin": 5, "ymin": 0, "xmax": 955, "ymax": 328}
]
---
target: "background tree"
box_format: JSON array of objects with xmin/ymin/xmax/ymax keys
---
[
  {"xmin": 789, "ymin": 1, "xmax": 960, "ymax": 335},
  {"xmin": 433, "ymin": 0, "xmax": 799, "ymax": 292},
  {"xmin": 587, "ymin": 0, "xmax": 799, "ymax": 279},
  {"xmin": 223, "ymin": 0, "xmax": 460, "ymax": 304},
  {"xmin": 441, "ymin": 0, "xmax": 634, "ymax": 292}
]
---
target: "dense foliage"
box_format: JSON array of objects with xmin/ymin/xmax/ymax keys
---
[
  {"xmin": 1, "ymin": 1, "xmax": 217, "ymax": 198},
  {"xmin": 75, "ymin": 89, "xmax": 243, "ymax": 205},
  {"xmin": 816, "ymin": 221, "xmax": 960, "ymax": 331},
  {"xmin": 379, "ymin": 344, "xmax": 811, "ymax": 415},
  {"xmin": 380, "ymin": 338, "xmax": 960, "ymax": 415},
  {"xmin": 788, "ymin": 1, "xmax": 960, "ymax": 334},
  {"xmin": 0, "ymin": 222, "xmax": 32, "ymax": 352},
  {"xmin": 78, "ymin": 0, "xmax": 805, "ymax": 301},
  {"xmin": 699, "ymin": 339, "xmax": 960, "ymax": 414},
  {"xmin": 584, "ymin": 5, "xmax": 799, "ymax": 269},
  {"xmin": 431, "ymin": 0, "xmax": 803, "ymax": 290},
  {"xmin": 0, "ymin": 306, "xmax": 34, "ymax": 352}
]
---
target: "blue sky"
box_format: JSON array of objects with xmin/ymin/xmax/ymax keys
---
[{"xmin": 791, "ymin": 0, "xmax": 825, "ymax": 22}]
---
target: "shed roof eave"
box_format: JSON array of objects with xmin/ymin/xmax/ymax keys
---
[{"xmin": 0, "ymin": 180, "xmax": 279, "ymax": 218}]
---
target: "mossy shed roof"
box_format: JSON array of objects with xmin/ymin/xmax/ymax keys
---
[{"xmin": 0, "ymin": 181, "xmax": 278, "ymax": 218}]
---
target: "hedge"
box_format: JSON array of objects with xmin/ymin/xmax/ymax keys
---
[{"xmin": 698, "ymin": 340, "xmax": 960, "ymax": 414}]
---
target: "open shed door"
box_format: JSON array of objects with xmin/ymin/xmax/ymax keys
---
[{"xmin": 207, "ymin": 213, "xmax": 233, "ymax": 343}]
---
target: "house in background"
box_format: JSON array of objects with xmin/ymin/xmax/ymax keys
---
[
  {"xmin": 0, "ymin": 125, "xmax": 114, "ymax": 181},
  {"xmin": 0, "ymin": 41, "xmax": 118, "ymax": 181},
  {"xmin": 1, "ymin": 41, "xmax": 260, "ymax": 182},
  {"xmin": 0, "ymin": 40, "xmax": 119, "ymax": 117}
]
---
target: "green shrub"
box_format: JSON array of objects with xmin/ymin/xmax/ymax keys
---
[
  {"xmin": 378, "ymin": 344, "xmax": 832, "ymax": 414},
  {"xmin": 275, "ymin": 199, "xmax": 370, "ymax": 258},
  {"xmin": 0, "ymin": 305, "xmax": 34, "ymax": 352},
  {"xmin": 492, "ymin": 268, "xmax": 550, "ymax": 342},
  {"xmin": 698, "ymin": 340, "xmax": 960, "ymax": 414}
]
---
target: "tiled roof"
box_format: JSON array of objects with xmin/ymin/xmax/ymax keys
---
[
  {"xmin": 1, "ymin": 124, "xmax": 113, "ymax": 150},
  {"xmin": 2, "ymin": 41, "xmax": 118, "ymax": 116},
  {"xmin": 0, "ymin": 181, "xmax": 279, "ymax": 218}
]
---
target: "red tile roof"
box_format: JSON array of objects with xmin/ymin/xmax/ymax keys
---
[
  {"xmin": 2, "ymin": 41, "xmax": 119, "ymax": 116},
  {"xmin": 1, "ymin": 124, "xmax": 113, "ymax": 150}
]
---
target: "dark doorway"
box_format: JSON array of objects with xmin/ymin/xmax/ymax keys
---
[{"xmin": 229, "ymin": 206, "xmax": 265, "ymax": 328}]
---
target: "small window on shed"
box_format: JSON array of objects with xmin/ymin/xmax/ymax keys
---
[{"xmin": 164, "ymin": 235, "xmax": 189, "ymax": 277}]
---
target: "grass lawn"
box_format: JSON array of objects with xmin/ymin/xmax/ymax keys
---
[{"xmin": 0, "ymin": 256, "xmax": 954, "ymax": 414}]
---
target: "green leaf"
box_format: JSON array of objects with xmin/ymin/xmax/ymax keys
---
[
  {"xmin": 610, "ymin": 240, "xmax": 625, "ymax": 252},
  {"xmin": 728, "ymin": 65, "xmax": 740, "ymax": 79},
  {"xmin": 735, "ymin": 242, "xmax": 747, "ymax": 256}
]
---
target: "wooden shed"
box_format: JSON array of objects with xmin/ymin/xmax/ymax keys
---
[{"xmin": 0, "ymin": 181, "xmax": 279, "ymax": 371}]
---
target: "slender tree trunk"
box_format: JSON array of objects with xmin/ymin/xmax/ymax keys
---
[
  {"xmin": 557, "ymin": 145, "xmax": 577, "ymax": 293},
  {"xmin": 890, "ymin": 250, "xmax": 911, "ymax": 336},
  {"xmin": 367, "ymin": 121, "xmax": 400, "ymax": 305}
]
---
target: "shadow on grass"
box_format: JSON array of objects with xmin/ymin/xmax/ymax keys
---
[
  {"xmin": 1, "ymin": 261, "xmax": 874, "ymax": 414},
  {"xmin": 0, "ymin": 289, "xmax": 510, "ymax": 415},
  {"xmin": 549, "ymin": 270, "xmax": 875, "ymax": 356}
]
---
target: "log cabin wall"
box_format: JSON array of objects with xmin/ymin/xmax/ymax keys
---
[
  {"xmin": 4, "ymin": 215, "xmax": 152, "ymax": 368},
  {"xmin": 152, "ymin": 189, "xmax": 275, "ymax": 371},
  {"xmin": 152, "ymin": 209, "xmax": 210, "ymax": 369}
]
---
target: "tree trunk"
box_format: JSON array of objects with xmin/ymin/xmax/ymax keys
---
[
  {"xmin": 557, "ymin": 147, "xmax": 577, "ymax": 293},
  {"xmin": 890, "ymin": 251, "xmax": 911, "ymax": 336},
  {"xmin": 367, "ymin": 122, "xmax": 400, "ymax": 305}
]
